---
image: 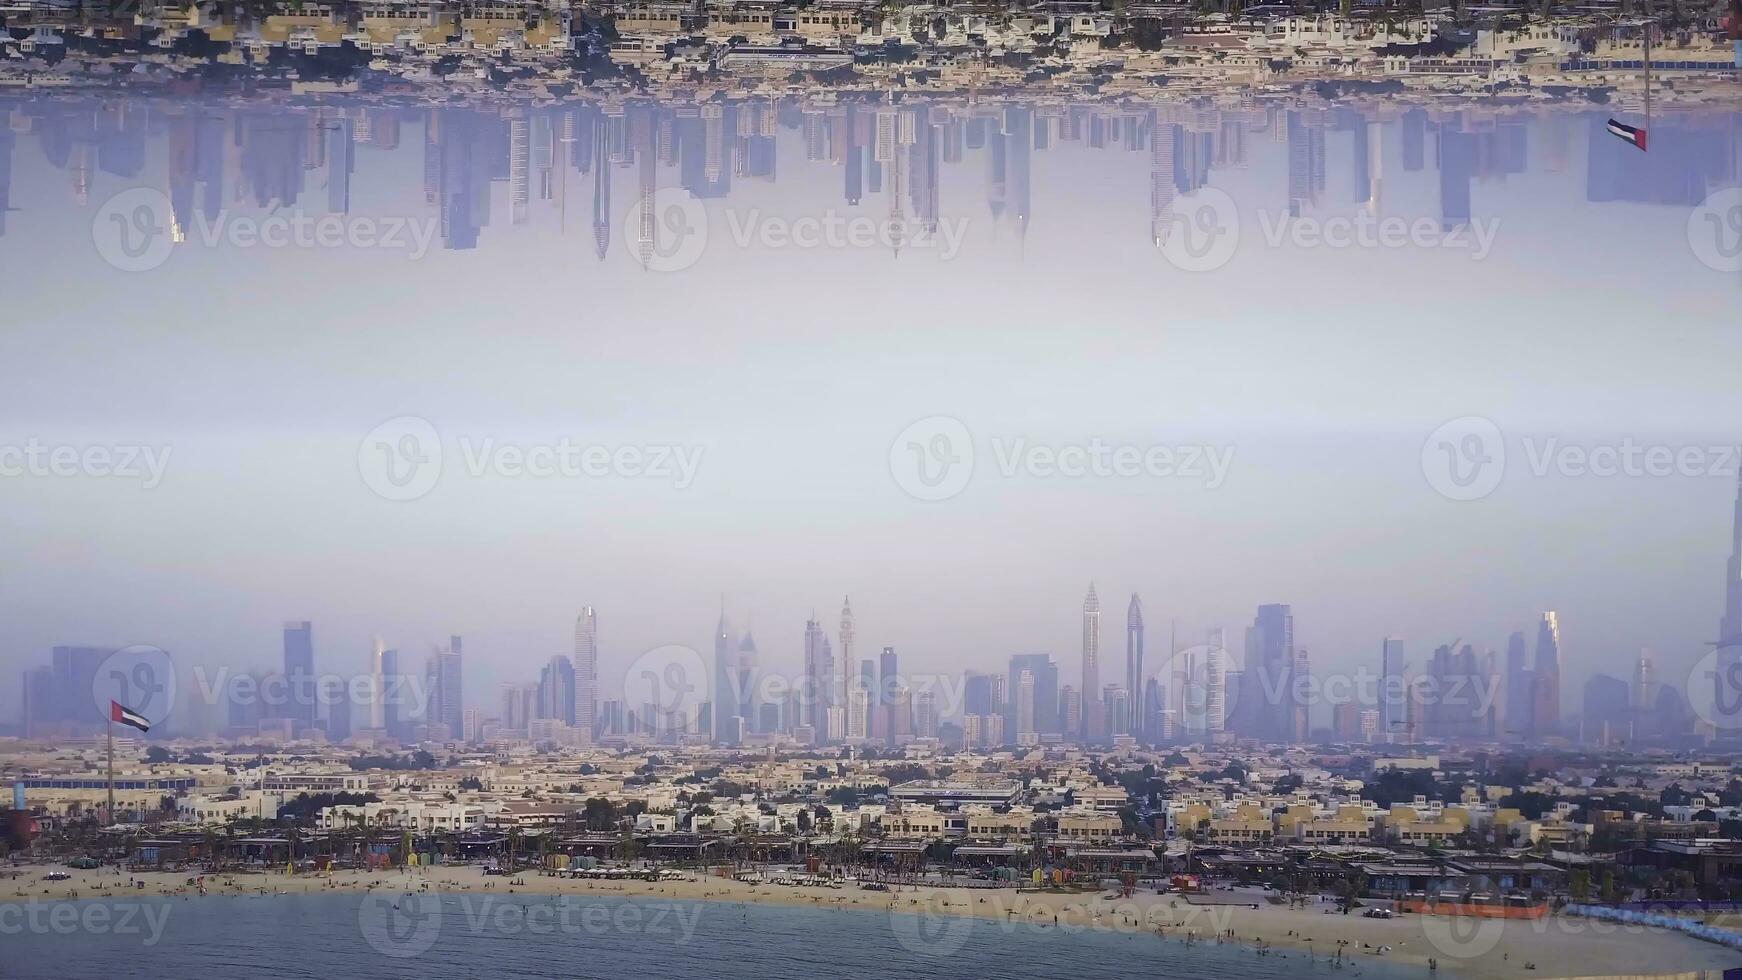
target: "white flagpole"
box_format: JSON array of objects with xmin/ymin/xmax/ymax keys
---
[{"xmin": 106, "ymin": 712, "xmax": 115, "ymax": 824}]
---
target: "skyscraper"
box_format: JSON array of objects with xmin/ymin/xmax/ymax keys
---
[
  {"xmin": 1504, "ymin": 630, "xmax": 1533, "ymax": 739},
  {"xmin": 1082, "ymin": 584, "xmax": 1101, "ymax": 740},
  {"xmin": 426, "ymin": 638, "xmax": 463, "ymax": 741},
  {"xmin": 1007, "ymin": 654, "xmax": 1058, "ymax": 737},
  {"xmin": 964, "ymin": 672, "xmax": 997, "ymax": 715},
  {"xmin": 1204, "ymin": 628, "xmax": 1226, "ymax": 735},
  {"xmin": 1242, "ymin": 604, "xmax": 1296, "ymax": 742},
  {"xmin": 803, "ymin": 616, "xmax": 834, "ymax": 737},
  {"xmin": 736, "ymin": 630, "xmax": 759, "ymax": 734},
  {"xmin": 380, "ymin": 647, "xmax": 403, "ymax": 740},
  {"xmin": 575, "ymin": 608, "xmax": 598, "ymax": 740},
  {"xmin": 713, "ymin": 600, "xmax": 736, "ymax": 743},
  {"xmin": 1292, "ymin": 647, "xmax": 1312, "ymax": 741},
  {"xmin": 914, "ymin": 691, "xmax": 938, "ymax": 739},
  {"xmin": 878, "ymin": 645, "xmax": 898, "ymax": 742},
  {"xmin": 1633, "ymin": 649, "xmax": 1657, "ymax": 711},
  {"xmin": 1379, "ymin": 637, "xmax": 1406, "ymax": 741},
  {"xmin": 1061, "ymin": 684, "xmax": 1083, "ymax": 735},
  {"xmin": 539, "ymin": 655, "xmax": 576, "ymax": 727},
  {"xmin": 21, "ymin": 666, "xmax": 55, "ymax": 738},
  {"xmin": 1533, "ymin": 612, "xmax": 1562, "ymax": 737},
  {"xmin": 1125, "ymin": 594, "xmax": 1144, "ymax": 739},
  {"xmin": 1015, "ymin": 669, "xmax": 1036, "ymax": 739},
  {"xmin": 369, "ymin": 637, "xmax": 388, "ymax": 732},
  {"xmin": 839, "ymin": 597, "xmax": 855, "ymax": 734},
  {"xmin": 283, "ymin": 621, "xmax": 315, "ymax": 728},
  {"xmin": 1716, "ymin": 466, "xmax": 1742, "ymax": 733}
]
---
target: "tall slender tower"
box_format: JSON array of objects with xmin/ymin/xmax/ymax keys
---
[
  {"xmin": 803, "ymin": 616, "xmax": 833, "ymax": 736},
  {"xmin": 1125, "ymin": 595, "xmax": 1144, "ymax": 739},
  {"xmin": 1082, "ymin": 584, "xmax": 1101, "ymax": 740},
  {"xmin": 1205, "ymin": 627, "xmax": 1226, "ymax": 735},
  {"xmin": 839, "ymin": 597, "xmax": 855, "ymax": 733},
  {"xmin": 369, "ymin": 637, "xmax": 387, "ymax": 731},
  {"xmin": 1380, "ymin": 637, "xmax": 1406, "ymax": 740},
  {"xmin": 736, "ymin": 629, "xmax": 759, "ymax": 737},
  {"xmin": 1504, "ymin": 630, "xmax": 1533, "ymax": 740},
  {"xmin": 713, "ymin": 598, "xmax": 735, "ymax": 743},
  {"xmin": 1717, "ymin": 465, "xmax": 1742, "ymax": 732},
  {"xmin": 575, "ymin": 608, "xmax": 598, "ymax": 740},
  {"xmin": 283, "ymin": 621, "xmax": 315, "ymax": 728},
  {"xmin": 1533, "ymin": 612, "xmax": 1562, "ymax": 737}
]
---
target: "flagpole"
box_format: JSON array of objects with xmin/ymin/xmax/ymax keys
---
[
  {"xmin": 1644, "ymin": 23, "xmax": 1653, "ymax": 137},
  {"xmin": 106, "ymin": 713, "xmax": 115, "ymax": 823}
]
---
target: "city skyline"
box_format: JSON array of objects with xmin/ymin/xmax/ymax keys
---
[{"xmin": 4, "ymin": 98, "xmax": 1742, "ymax": 741}]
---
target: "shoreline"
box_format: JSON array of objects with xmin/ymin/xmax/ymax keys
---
[{"xmin": 4, "ymin": 864, "xmax": 1739, "ymax": 979}]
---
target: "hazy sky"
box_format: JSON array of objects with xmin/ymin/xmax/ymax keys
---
[{"xmin": 3, "ymin": 101, "xmax": 1741, "ymax": 727}]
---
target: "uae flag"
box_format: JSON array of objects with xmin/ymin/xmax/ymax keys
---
[
  {"xmin": 110, "ymin": 700, "xmax": 151, "ymax": 733},
  {"xmin": 1606, "ymin": 119, "xmax": 1648, "ymax": 152}
]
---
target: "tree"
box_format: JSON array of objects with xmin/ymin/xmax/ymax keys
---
[
  {"xmin": 1569, "ymin": 869, "xmax": 1592, "ymax": 902},
  {"xmin": 583, "ymin": 798, "xmax": 620, "ymax": 831}
]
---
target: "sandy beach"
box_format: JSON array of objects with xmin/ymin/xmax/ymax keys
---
[{"xmin": 3, "ymin": 863, "xmax": 1738, "ymax": 979}]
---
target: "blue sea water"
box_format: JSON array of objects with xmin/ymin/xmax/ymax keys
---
[{"xmin": 2, "ymin": 892, "xmax": 1423, "ymax": 980}]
